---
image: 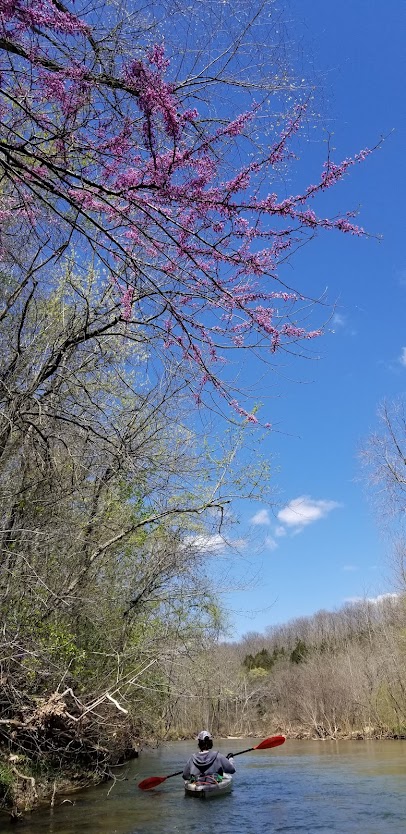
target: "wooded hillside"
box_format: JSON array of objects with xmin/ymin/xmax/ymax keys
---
[{"xmin": 162, "ymin": 594, "xmax": 406, "ymax": 741}]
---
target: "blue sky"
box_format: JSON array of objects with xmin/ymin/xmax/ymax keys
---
[{"xmin": 211, "ymin": 0, "xmax": 406, "ymax": 638}]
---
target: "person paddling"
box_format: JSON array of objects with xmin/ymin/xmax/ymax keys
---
[
  {"xmin": 138, "ymin": 734, "xmax": 285, "ymax": 791},
  {"xmin": 182, "ymin": 730, "xmax": 236, "ymax": 782}
]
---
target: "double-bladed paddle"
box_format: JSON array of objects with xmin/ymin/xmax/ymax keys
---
[
  {"xmin": 138, "ymin": 733, "xmax": 286, "ymax": 790},
  {"xmin": 227, "ymin": 733, "xmax": 286, "ymax": 758}
]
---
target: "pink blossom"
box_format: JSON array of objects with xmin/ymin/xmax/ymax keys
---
[
  {"xmin": 0, "ymin": 6, "xmax": 373, "ymax": 424},
  {"xmin": 120, "ymin": 286, "xmax": 134, "ymax": 322},
  {"xmin": 1, "ymin": 0, "xmax": 89, "ymax": 34},
  {"xmin": 147, "ymin": 44, "xmax": 170, "ymax": 72},
  {"xmin": 224, "ymin": 110, "xmax": 255, "ymax": 137}
]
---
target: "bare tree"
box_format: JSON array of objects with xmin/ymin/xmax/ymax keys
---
[{"xmin": 360, "ymin": 397, "xmax": 406, "ymax": 590}]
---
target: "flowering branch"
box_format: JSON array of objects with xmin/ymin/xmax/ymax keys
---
[{"xmin": 0, "ymin": 0, "xmax": 373, "ymax": 419}]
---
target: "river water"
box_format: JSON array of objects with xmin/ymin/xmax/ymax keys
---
[{"xmin": 2, "ymin": 739, "xmax": 406, "ymax": 834}]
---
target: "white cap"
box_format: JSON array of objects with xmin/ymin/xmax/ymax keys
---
[{"xmin": 197, "ymin": 730, "xmax": 213, "ymax": 741}]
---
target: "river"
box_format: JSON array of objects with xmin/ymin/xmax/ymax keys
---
[{"xmin": 2, "ymin": 739, "xmax": 405, "ymax": 834}]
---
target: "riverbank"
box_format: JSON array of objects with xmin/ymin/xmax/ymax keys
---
[
  {"xmin": 0, "ymin": 748, "xmax": 139, "ymax": 820},
  {"xmin": 0, "ymin": 685, "xmax": 142, "ymax": 819},
  {"xmin": 282, "ymin": 727, "xmax": 406, "ymax": 741},
  {"xmin": 0, "ymin": 757, "xmax": 102, "ymax": 820}
]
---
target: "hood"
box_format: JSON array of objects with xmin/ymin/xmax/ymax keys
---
[{"xmin": 192, "ymin": 750, "xmax": 218, "ymax": 768}]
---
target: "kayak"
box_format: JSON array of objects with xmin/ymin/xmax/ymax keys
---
[{"xmin": 184, "ymin": 774, "xmax": 233, "ymax": 799}]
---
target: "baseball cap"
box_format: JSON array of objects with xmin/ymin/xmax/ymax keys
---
[{"xmin": 197, "ymin": 730, "xmax": 213, "ymax": 741}]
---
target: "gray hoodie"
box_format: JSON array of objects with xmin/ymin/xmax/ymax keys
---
[{"xmin": 182, "ymin": 750, "xmax": 236, "ymax": 780}]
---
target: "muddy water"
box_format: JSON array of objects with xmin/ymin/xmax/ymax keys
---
[{"xmin": 2, "ymin": 739, "xmax": 406, "ymax": 834}]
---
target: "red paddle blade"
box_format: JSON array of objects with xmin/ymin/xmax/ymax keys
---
[
  {"xmin": 138, "ymin": 776, "xmax": 167, "ymax": 791},
  {"xmin": 254, "ymin": 734, "xmax": 286, "ymax": 750}
]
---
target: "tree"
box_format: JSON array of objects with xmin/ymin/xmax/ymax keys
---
[
  {"xmin": 290, "ymin": 639, "xmax": 309, "ymax": 664},
  {"xmin": 243, "ymin": 647, "xmax": 275, "ymax": 670},
  {"xmin": 361, "ymin": 398, "xmax": 406, "ymax": 590},
  {"xmin": 0, "ymin": 265, "xmax": 251, "ymax": 807},
  {"xmin": 0, "ymin": 0, "xmax": 371, "ymax": 420}
]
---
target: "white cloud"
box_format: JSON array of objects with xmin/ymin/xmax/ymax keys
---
[
  {"xmin": 184, "ymin": 534, "xmax": 225, "ymax": 554},
  {"xmin": 367, "ymin": 592, "xmax": 399, "ymax": 605},
  {"xmin": 332, "ymin": 313, "xmax": 346, "ymax": 328},
  {"xmin": 251, "ymin": 508, "xmax": 271, "ymax": 526},
  {"xmin": 344, "ymin": 592, "xmax": 399, "ymax": 605},
  {"xmin": 275, "ymin": 525, "xmax": 287, "ymax": 538},
  {"xmin": 399, "ymin": 347, "xmax": 406, "ymax": 367},
  {"xmin": 343, "ymin": 564, "xmax": 358, "ymax": 572},
  {"xmin": 232, "ymin": 537, "xmax": 248, "ymax": 550},
  {"xmin": 277, "ymin": 495, "xmax": 340, "ymax": 533},
  {"xmin": 184, "ymin": 534, "xmax": 247, "ymax": 555},
  {"xmin": 264, "ymin": 535, "xmax": 278, "ymax": 551}
]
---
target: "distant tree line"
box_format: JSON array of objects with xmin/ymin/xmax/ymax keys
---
[{"xmin": 163, "ymin": 594, "xmax": 406, "ymax": 740}]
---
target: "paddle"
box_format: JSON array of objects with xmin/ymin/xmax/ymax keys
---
[
  {"xmin": 137, "ymin": 734, "xmax": 286, "ymax": 791},
  {"xmin": 227, "ymin": 736, "xmax": 286, "ymax": 759},
  {"xmin": 227, "ymin": 734, "xmax": 286, "ymax": 758},
  {"xmin": 138, "ymin": 769, "xmax": 184, "ymax": 791}
]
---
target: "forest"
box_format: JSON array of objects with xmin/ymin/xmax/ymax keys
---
[
  {"xmin": 164, "ymin": 593, "xmax": 406, "ymax": 742},
  {"xmin": 0, "ymin": 0, "xmax": 405, "ymax": 819}
]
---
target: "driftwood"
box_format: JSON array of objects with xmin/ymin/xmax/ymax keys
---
[{"xmin": 0, "ymin": 684, "xmax": 135, "ymax": 777}]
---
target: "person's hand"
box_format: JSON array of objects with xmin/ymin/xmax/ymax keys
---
[{"xmin": 226, "ymin": 752, "xmax": 234, "ymax": 759}]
